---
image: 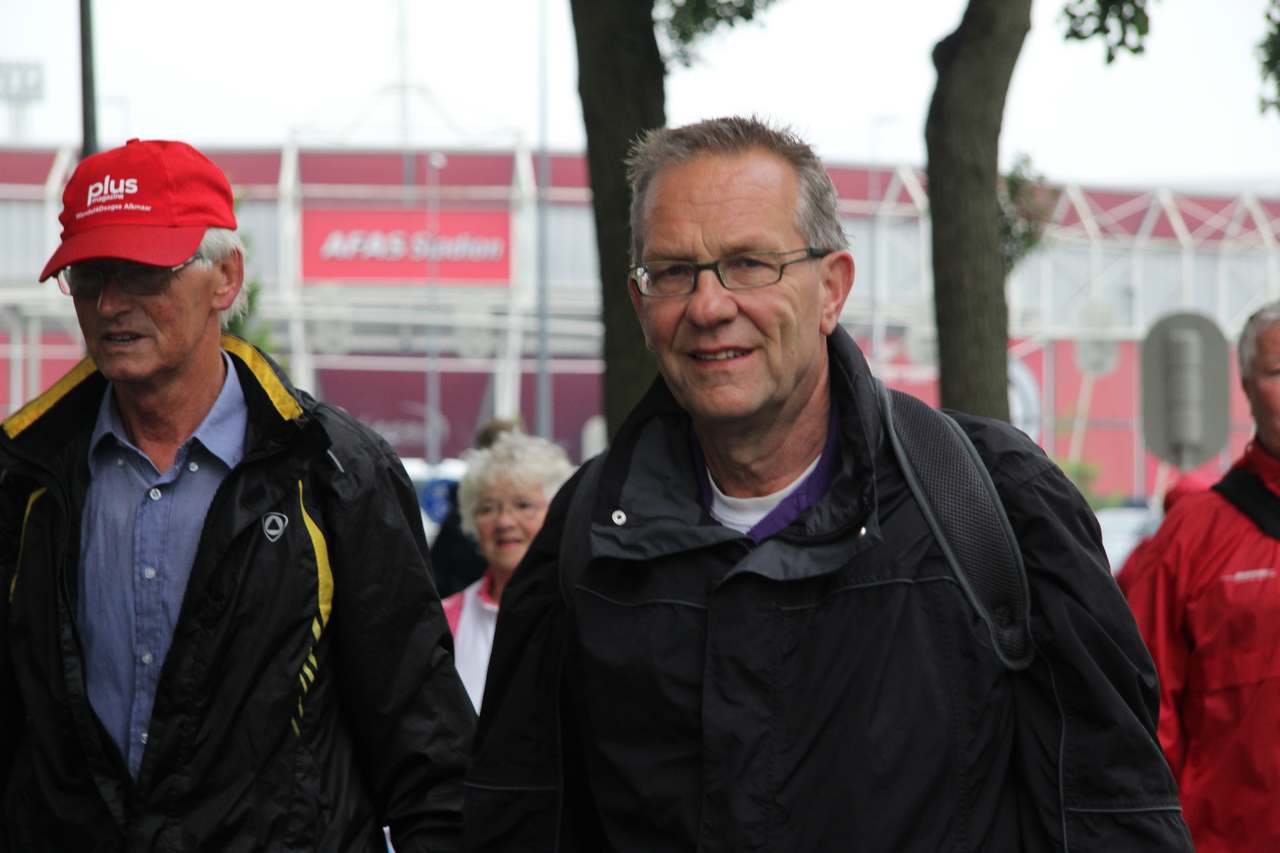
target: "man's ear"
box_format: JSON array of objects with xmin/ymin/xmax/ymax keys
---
[
  {"xmin": 818, "ymin": 250, "xmax": 855, "ymax": 335},
  {"xmin": 211, "ymin": 251, "xmax": 245, "ymax": 313},
  {"xmin": 1243, "ymin": 374, "xmax": 1259, "ymax": 421},
  {"xmin": 628, "ymin": 277, "xmax": 654, "ymax": 351}
]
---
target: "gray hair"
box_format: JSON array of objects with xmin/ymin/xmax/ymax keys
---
[
  {"xmin": 457, "ymin": 431, "xmax": 575, "ymax": 540},
  {"xmin": 625, "ymin": 115, "xmax": 849, "ymax": 264},
  {"xmin": 193, "ymin": 227, "xmax": 250, "ymax": 327},
  {"xmin": 1239, "ymin": 300, "xmax": 1280, "ymax": 382}
]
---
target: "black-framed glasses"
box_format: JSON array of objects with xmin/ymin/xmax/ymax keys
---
[
  {"xmin": 629, "ymin": 247, "xmax": 830, "ymax": 298},
  {"xmin": 56, "ymin": 254, "xmax": 202, "ymax": 300}
]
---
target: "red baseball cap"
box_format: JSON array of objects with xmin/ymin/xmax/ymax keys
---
[{"xmin": 38, "ymin": 138, "xmax": 237, "ymax": 282}]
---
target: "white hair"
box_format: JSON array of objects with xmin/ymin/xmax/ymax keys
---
[
  {"xmin": 193, "ymin": 227, "xmax": 249, "ymax": 327},
  {"xmin": 1239, "ymin": 300, "xmax": 1280, "ymax": 383},
  {"xmin": 457, "ymin": 431, "xmax": 575, "ymax": 540}
]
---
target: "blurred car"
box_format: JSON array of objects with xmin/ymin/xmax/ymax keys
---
[{"xmin": 399, "ymin": 456, "xmax": 467, "ymax": 545}]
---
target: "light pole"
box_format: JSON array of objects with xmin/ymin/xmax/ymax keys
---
[
  {"xmin": 535, "ymin": 0, "xmax": 553, "ymax": 441},
  {"xmin": 78, "ymin": 0, "xmax": 97, "ymax": 156},
  {"xmin": 424, "ymin": 150, "xmax": 447, "ymax": 462}
]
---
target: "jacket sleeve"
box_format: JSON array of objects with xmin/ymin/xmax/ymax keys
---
[
  {"xmin": 463, "ymin": 465, "xmax": 605, "ymax": 852},
  {"xmin": 993, "ymin": 457, "xmax": 1194, "ymax": 851},
  {"xmin": 323, "ymin": 443, "xmax": 476, "ymax": 853},
  {"xmin": 1116, "ymin": 519, "xmax": 1191, "ymax": 777}
]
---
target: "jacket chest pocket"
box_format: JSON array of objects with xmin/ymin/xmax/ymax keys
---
[
  {"xmin": 777, "ymin": 579, "xmax": 967, "ymax": 751},
  {"xmin": 573, "ymin": 582, "xmax": 708, "ymax": 735},
  {"xmin": 768, "ymin": 578, "xmax": 992, "ymax": 844},
  {"xmin": 194, "ymin": 483, "xmax": 327, "ymax": 633},
  {"xmin": 1188, "ymin": 570, "xmax": 1280, "ymax": 691}
]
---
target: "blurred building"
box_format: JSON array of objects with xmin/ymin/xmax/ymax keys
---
[{"xmin": 0, "ymin": 144, "xmax": 1275, "ymax": 498}]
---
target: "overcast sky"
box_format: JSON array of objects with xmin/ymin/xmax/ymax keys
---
[{"xmin": 3, "ymin": 0, "xmax": 1279, "ymax": 192}]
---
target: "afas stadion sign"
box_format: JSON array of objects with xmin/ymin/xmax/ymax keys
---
[{"xmin": 302, "ymin": 209, "xmax": 510, "ymax": 284}]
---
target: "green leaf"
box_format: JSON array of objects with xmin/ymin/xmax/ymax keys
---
[
  {"xmin": 1061, "ymin": 0, "xmax": 1155, "ymax": 64},
  {"xmin": 1260, "ymin": 0, "xmax": 1280, "ymax": 113},
  {"xmin": 997, "ymin": 155, "xmax": 1059, "ymax": 276},
  {"xmin": 655, "ymin": 0, "xmax": 781, "ymax": 66}
]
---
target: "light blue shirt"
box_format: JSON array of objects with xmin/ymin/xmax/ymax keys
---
[{"xmin": 77, "ymin": 353, "xmax": 247, "ymax": 778}]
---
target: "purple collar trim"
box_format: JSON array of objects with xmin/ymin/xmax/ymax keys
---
[{"xmin": 693, "ymin": 406, "xmax": 841, "ymax": 543}]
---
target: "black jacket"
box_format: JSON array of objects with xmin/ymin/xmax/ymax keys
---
[
  {"xmin": 465, "ymin": 328, "xmax": 1191, "ymax": 852},
  {"xmin": 0, "ymin": 336, "xmax": 475, "ymax": 852}
]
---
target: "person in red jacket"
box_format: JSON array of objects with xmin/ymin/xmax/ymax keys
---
[{"xmin": 1120, "ymin": 300, "xmax": 1280, "ymax": 853}]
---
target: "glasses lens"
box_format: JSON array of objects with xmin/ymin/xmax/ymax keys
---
[
  {"xmin": 60, "ymin": 261, "xmax": 178, "ymax": 299},
  {"xmin": 719, "ymin": 254, "xmax": 784, "ymax": 290},
  {"xmin": 60, "ymin": 265, "xmax": 101, "ymax": 298},
  {"xmin": 475, "ymin": 497, "xmax": 546, "ymax": 521},
  {"xmin": 638, "ymin": 262, "xmax": 696, "ymax": 296},
  {"xmin": 126, "ymin": 266, "xmax": 174, "ymax": 295}
]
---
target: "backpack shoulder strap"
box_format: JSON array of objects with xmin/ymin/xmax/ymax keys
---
[
  {"xmin": 1212, "ymin": 466, "xmax": 1280, "ymax": 539},
  {"xmin": 559, "ymin": 455, "xmax": 606, "ymax": 608},
  {"xmin": 874, "ymin": 379, "xmax": 1034, "ymax": 671}
]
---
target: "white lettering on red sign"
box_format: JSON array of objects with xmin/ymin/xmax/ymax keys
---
[{"xmin": 318, "ymin": 229, "xmax": 504, "ymax": 263}]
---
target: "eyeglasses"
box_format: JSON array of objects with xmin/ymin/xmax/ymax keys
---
[
  {"xmin": 56, "ymin": 254, "xmax": 202, "ymax": 300},
  {"xmin": 629, "ymin": 247, "xmax": 829, "ymax": 298},
  {"xmin": 474, "ymin": 495, "xmax": 548, "ymax": 523}
]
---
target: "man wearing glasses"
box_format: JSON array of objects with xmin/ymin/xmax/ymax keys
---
[
  {"xmin": 0, "ymin": 139, "xmax": 474, "ymax": 851},
  {"xmin": 466, "ymin": 117, "xmax": 1191, "ymax": 850}
]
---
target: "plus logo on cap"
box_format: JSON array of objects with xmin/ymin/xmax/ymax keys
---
[
  {"xmin": 39, "ymin": 138, "xmax": 238, "ymax": 282},
  {"xmin": 85, "ymin": 175, "xmax": 139, "ymax": 207}
]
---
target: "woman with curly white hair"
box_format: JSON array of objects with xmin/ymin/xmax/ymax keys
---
[{"xmin": 441, "ymin": 430, "xmax": 574, "ymax": 711}]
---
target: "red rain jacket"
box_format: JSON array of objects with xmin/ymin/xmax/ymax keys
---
[{"xmin": 1120, "ymin": 442, "xmax": 1280, "ymax": 853}]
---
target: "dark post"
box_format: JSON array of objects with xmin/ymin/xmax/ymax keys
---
[{"xmin": 79, "ymin": 0, "xmax": 98, "ymax": 157}]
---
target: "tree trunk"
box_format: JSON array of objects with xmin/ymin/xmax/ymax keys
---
[
  {"xmin": 925, "ymin": 0, "xmax": 1030, "ymax": 420},
  {"xmin": 569, "ymin": 0, "xmax": 666, "ymax": 438}
]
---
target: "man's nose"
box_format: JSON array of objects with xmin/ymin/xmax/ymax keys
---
[
  {"xmin": 95, "ymin": 278, "xmax": 130, "ymax": 313},
  {"xmin": 685, "ymin": 267, "xmax": 736, "ymax": 326}
]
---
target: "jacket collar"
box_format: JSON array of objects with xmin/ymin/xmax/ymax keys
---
[
  {"xmin": 1242, "ymin": 439, "xmax": 1280, "ymax": 493},
  {"xmin": 590, "ymin": 326, "xmax": 885, "ymax": 580},
  {"xmin": 1, "ymin": 334, "xmax": 313, "ymax": 468}
]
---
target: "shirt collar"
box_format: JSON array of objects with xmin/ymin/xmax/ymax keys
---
[
  {"xmin": 88, "ymin": 383, "xmax": 124, "ymax": 467},
  {"xmin": 477, "ymin": 569, "xmax": 501, "ymax": 609},
  {"xmin": 88, "ymin": 351, "xmax": 248, "ymax": 472},
  {"xmin": 195, "ymin": 352, "xmax": 248, "ymax": 470}
]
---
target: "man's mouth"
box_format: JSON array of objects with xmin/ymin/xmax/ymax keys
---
[
  {"xmin": 103, "ymin": 333, "xmax": 142, "ymax": 344},
  {"xmin": 693, "ymin": 349, "xmax": 748, "ymax": 361}
]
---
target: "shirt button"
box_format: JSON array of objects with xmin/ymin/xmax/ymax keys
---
[
  {"xmin": 188, "ymin": 461, "xmax": 199, "ymax": 473},
  {"xmin": 611, "ymin": 509, "xmax": 627, "ymax": 525},
  {"xmin": 148, "ymin": 487, "xmax": 162, "ymax": 501},
  {"xmin": 115, "ymin": 457, "xmax": 124, "ymax": 467},
  {"xmin": 140, "ymin": 731, "xmax": 148, "ymax": 745},
  {"xmin": 141, "ymin": 651, "xmax": 154, "ymax": 665},
  {"xmin": 143, "ymin": 566, "xmax": 157, "ymax": 580}
]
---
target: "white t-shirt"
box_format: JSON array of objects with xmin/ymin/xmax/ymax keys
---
[
  {"xmin": 707, "ymin": 453, "xmax": 822, "ymax": 533},
  {"xmin": 442, "ymin": 574, "xmax": 500, "ymax": 712}
]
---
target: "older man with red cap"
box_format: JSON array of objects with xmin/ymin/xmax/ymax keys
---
[{"xmin": 0, "ymin": 139, "xmax": 473, "ymax": 851}]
